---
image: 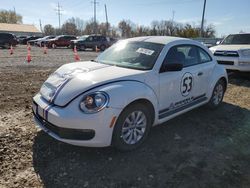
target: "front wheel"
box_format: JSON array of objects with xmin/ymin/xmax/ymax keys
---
[
  {"xmin": 112, "ymin": 103, "xmax": 152, "ymax": 151},
  {"xmin": 208, "ymin": 79, "xmax": 226, "ymax": 109},
  {"xmin": 100, "ymin": 45, "xmax": 106, "ymax": 51}
]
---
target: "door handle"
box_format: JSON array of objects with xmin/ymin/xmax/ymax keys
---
[{"xmin": 198, "ymin": 72, "xmax": 203, "ymax": 76}]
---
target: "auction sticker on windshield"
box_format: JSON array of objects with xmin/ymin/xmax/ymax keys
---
[{"xmin": 136, "ymin": 48, "xmax": 154, "ymax": 56}]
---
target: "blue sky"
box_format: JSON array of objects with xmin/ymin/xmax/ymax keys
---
[{"xmin": 1, "ymin": 0, "xmax": 250, "ymax": 37}]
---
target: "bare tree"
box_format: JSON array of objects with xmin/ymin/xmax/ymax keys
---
[
  {"xmin": 118, "ymin": 20, "xmax": 133, "ymax": 38},
  {"xmin": 43, "ymin": 24, "xmax": 55, "ymax": 35},
  {"xmin": 61, "ymin": 22, "xmax": 78, "ymax": 35}
]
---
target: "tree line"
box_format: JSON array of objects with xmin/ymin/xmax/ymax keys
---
[
  {"xmin": 44, "ymin": 18, "xmax": 215, "ymax": 38},
  {"xmin": 0, "ymin": 10, "xmax": 215, "ymax": 38}
]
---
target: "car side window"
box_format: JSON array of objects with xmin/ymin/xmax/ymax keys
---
[
  {"xmin": 93, "ymin": 36, "xmax": 98, "ymax": 41},
  {"xmin": 162, "ymin": 45, "xmax": 200, "ymax": 68},
  {"xmin": 198, "ymin": 47, "xmax": 212, "ymax": 63},
  {"xmin": 87, "ymin": 37, "xmax": 93, "ymax": 42}
]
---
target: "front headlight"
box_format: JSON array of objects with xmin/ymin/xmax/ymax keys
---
[
  {"xmin": 40, "ymin": 83, "xmax": 57, "ymax": 102},
  {"xmin": 240, "ymin": 49, "xmax": 250, "ymax": 57},
  {"xmin": 209, "ymin": 47, "xmax": 216, "ymax": 54},
  {"xmin": 79, "ymin": 92, "xmax": 109, "ymax": 113}
]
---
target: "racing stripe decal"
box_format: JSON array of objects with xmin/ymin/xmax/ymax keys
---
[
  {"xmin": 158, "ymin": 94, "xmax": 207, "ymax": 119},
  {"xmin": 51, "ymin": 78, "xmax": 72, "ymax": 103},
  {"xmin": 43, "ymin": 104, "xmax": 55, "ymax": 121}
]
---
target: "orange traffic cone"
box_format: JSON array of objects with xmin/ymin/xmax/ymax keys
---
[
  {"xmin": 26, "ymin": 50, "xmax": 32, "ymax": 63},
  {"xmin": 43, "ymin": 45, "xmax": 47, "ymax": 54},
  {"xmin": 9, "ymin": 45, "xmax": 13, "ymax": 55},
  {"xmin": 95, "ymin": 46, "xmax": 100, "ymax": 52},
  {"xmin": 27, "ymin": 43, "xmax": 31, "ymax": 51},
  {"xmin": 74, "ymin": 46, "xmax": 80, "ymax": 61}
]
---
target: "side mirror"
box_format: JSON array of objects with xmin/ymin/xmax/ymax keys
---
[
  {"xmin": 161, "ymin": 63, "xmax": 183, "ymax": 72},
  {"xmin": 216, "ymin": 41, "xmax": 221, "ymax": 45}
]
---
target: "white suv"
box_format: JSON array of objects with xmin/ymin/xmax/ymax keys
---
[
  {"xmin": 33, "ymin": 36, "xmax": 228, "ymax": 151},
  {"xmin": 210, "ymin": 33, "xmax": 250, "ymax": 72}
]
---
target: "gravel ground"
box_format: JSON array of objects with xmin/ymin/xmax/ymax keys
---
[{"xmin": 0, "ymin": 45, "xmax": 250, "ymax": 188}]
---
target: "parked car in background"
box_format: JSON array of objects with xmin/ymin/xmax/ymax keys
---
[
  {"xmin": 70, "ymin": 35, "xmax": 89, "ymax": 45},
  {"xmin": 31, "ymin": 36, "xmax": 56, "ymax": 46},
  {"xmin": 46, "ymin": 35, "xmax": 76, "ymax": 48},
  {"xmin": 17, "ymin": 35, "xmax": 28, "ymax": 44},
  {"xmin": 210, "ymin": 33, "xmax": 250, "ymax": 72},
  {"xmin": 71, "ymin": 35, "xmax": 116, "ymax": 51},
  {"xmin": 21, "ymin": 36, "xmax": 41, "ymax": 45},
  {"xmin": 0, "ymin": 32, "xmax": 18, "ymax": 49},
  {"xmin": 193, "ymin": 38, "xmax": 222, "ymax": 48},
  {"xmin": 33, "ymin": 36, "xmax": 228, "ymax": 151}
]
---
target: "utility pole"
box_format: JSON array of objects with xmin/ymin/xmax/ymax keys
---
[
  {"xmin": 105, "ymin": 4, "xmax": 109, "ymax": 36},
  {"xmin": 91, "ymin": 0, "xmax": 99, "ymax": 34},
  {"xmin": 39, "ymin": 19, "xmax": 43, "ymax": 34},
  {"xmin": 13, "ymin": 7, "xmax": 17, "ymax": 23},
  {"xmin": 172, "ymin": 10, "xmax": 175, "ymax": 22},
  {"xmin": 55, "ymin": 2, "xmax": 62, "ymax": 31},
  {"xmin": 200, "ymin": 0, "xmax": 207, "ymax": 37}
]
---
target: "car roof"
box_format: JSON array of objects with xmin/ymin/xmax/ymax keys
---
[{"xmin": 125, "ymin": 36, "xmax": 191, "ymax": 45}]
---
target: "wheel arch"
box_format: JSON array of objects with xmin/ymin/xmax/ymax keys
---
[{"xmin": 120, "ymin": 98, "xmax": 156, "ymax": 126}]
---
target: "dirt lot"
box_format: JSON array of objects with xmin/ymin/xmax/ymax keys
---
[{"xmin": 0, "ymin": 45, "xmax": 250, "ymax": 188}]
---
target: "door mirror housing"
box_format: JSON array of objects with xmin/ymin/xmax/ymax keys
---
[{"xmin": 161, "ymin": 63, "xmax": 183, "ymax": 72}]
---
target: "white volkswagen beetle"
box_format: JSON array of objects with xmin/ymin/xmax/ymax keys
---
[{"xmin": 33, "ymin": 36, "xmax": 228, "ymax": 151}]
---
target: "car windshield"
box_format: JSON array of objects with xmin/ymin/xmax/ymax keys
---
[
  {"xmin": 78, "ymin": 35, "xmax": 89, "ymax": 40},
  {"xmin": 96, "ymin": 41, "xmax": 164, "ymax": 70},
  {"xmin": 221, "ymin": 34, "xmax": 250, "ymax": 45}
]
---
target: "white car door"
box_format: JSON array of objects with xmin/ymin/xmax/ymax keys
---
[{"xmin": 158, "ymin": 45, "xmax": 209, "ymax": 121}]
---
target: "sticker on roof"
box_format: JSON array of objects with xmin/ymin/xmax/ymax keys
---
[{"xmin": 136, "ymin": 48, "xmax": 154, "ymax": 56}]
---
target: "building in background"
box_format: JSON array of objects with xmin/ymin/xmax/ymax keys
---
[{"xmin": 0, "ymin": 23, "xmax": 42, "ymax": 36}]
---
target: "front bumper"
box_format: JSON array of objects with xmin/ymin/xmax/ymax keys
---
[
  {"xmin": 215, "ymin": 56, "xmax": 250, "ymax": 72},
  {"xmin": 32, "ymin": 94, "xmax": 121, "ymax": 147}
]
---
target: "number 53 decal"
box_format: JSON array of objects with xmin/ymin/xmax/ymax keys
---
[{"xmin": 181, "ymin": 73, "xmax": 193, "ymax": 96}]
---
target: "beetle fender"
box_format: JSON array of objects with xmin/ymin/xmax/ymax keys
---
[
  {"xmin": 94, "ymin": 80, "xmax": 159, "ymax": 125},
  {"xmin": 208, "ymin": 64, "xmax": 228, "ymax": 99}
]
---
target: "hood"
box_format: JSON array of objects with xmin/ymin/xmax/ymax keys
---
[
  {"xmin": 211, "ymin": 44, "xmax": 250, "ymax": 51},
  {"xmin": 40, "ymin": 61, "xmax": 148, "ymax": 106}
]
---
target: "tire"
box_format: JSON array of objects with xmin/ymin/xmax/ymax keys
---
[
  {"xmin": 112, "ymin": 103, "xmax": 152, "ymax": 151},
  {"xmin": 100, "ymin": 45, "xmax": 106, "ymax": 51},
  {"xmin": 52, "ymin": 43, "xmax": 56, "ymax": 49},
  {"xmin": 79, "ymin": 45, "xmax": 86, "ymax": 51},
  {"xmin": 208, "ymin": 79, "xmax": 226, "ymax": 109}
]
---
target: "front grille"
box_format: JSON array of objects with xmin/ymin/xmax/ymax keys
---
[
  {"xmin": 214, "ymin": 50, "xmax": 239, "ymax": 57},
  {"xmin": 217, "ymin": 61, "xmax": 234, "ymax": 65},
  {"xmin": 33, "ymin": 111, "xmax": 95, "ymax": 140}
]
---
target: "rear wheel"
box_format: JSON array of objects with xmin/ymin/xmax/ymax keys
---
[
  {"xmin": 100, "ymin": 45, "xmax": 106, "ymax": 51},
  {"xmin": 208, "ymin": 79, "xmax": 226, "ymax": 109},
  {"xmin": 79, "ymin": 45, "xmax": 86, "ymax": 51},
  {"xmin": 112, "ymin": 103, "xmax": 152, "ymax": 151}
]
